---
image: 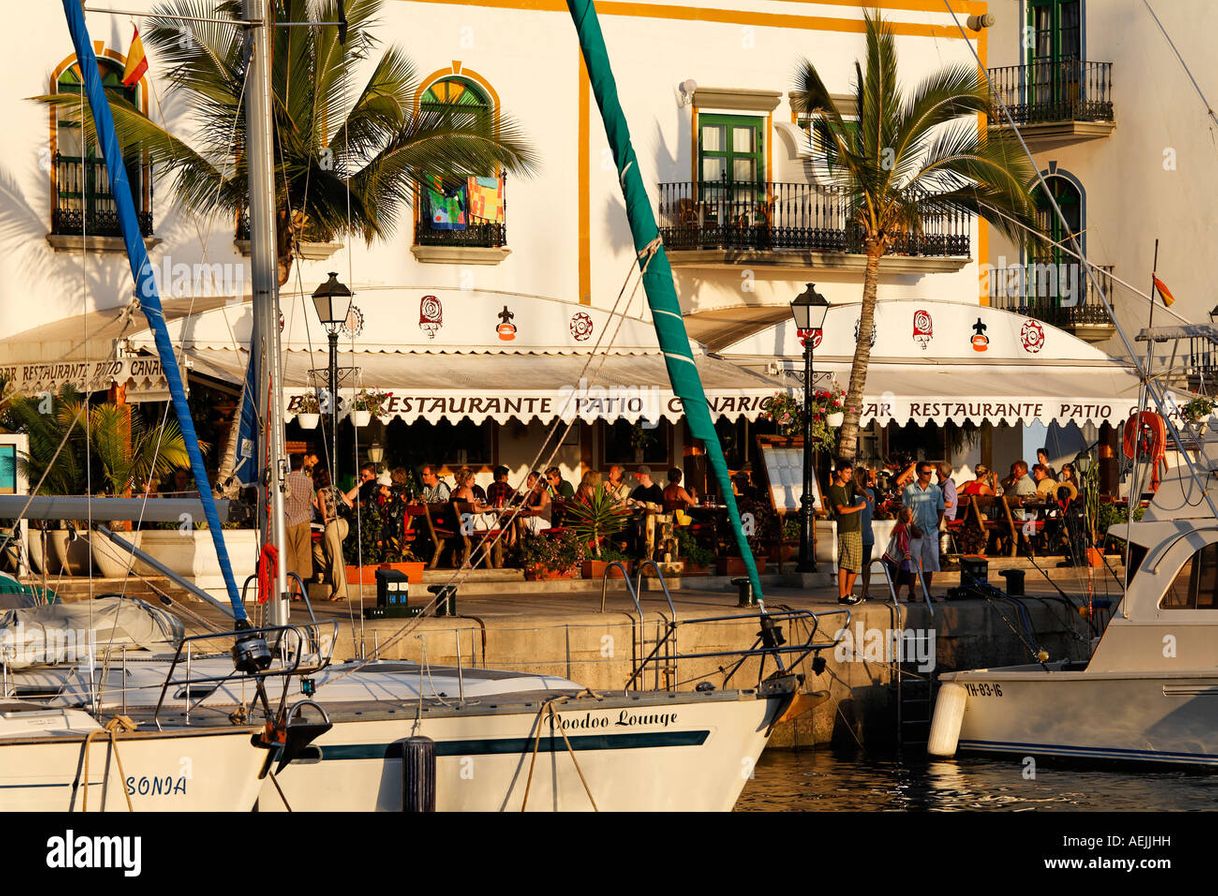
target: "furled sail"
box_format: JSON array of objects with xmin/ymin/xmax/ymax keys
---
[
  {"xmin": 566, "ymin": 0, "xmax": 765, "ymax": 601},
  {"xmin": 58, "ymin": 0, "xmax": 247, "ymax": 619}
]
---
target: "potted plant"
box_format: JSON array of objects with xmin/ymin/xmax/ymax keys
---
[
  {"xmin": 350, "ymin": 389, "xmax": 389, "ymax": 428},
  {"xmin": 343, "ymin": 497, "xmax": 424, "ymax": 584},
  {"xmin": 518, "ymin": 530, "xmax": 586, "ymax": 580},
  {"xmin": 676, "ymin": 528, "xmax": 714, "ymax": 575},
  {"xmin": 295, "ymin": 392, "xmax": 321, "ymax": 429},
  {"xmin": 1181, "ymin": 397, "xmax": 1215, "ymax": 434},
  {"xmin": 565, "ymin": 485, "xmax": 630, "ymax": 578},
  {"xmin": 764, "ymin": 381, "xmax": 844, "ymax": 454}
]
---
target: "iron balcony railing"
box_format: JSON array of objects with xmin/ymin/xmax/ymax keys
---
[
  {"xmin": 52, "ymin": 154, "xmax": 153, "ymax": 237},
  {"xmin": 656, "ymin": 181, "xmax": 970, "ymax": 257},
  {"xmin": 987, "ymin": 60, "xmax": 1113, "ymax": 126},
  {"xmin": 413, "ymin": 173, "xmax": 507, "ymax": 249},
  {"xmin": 989, "ymin": 260, "xmax": 1115, "ymax": 330}
]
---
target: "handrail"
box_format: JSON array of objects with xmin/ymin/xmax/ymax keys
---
[
  {"xmin": 633, "ymin": 559, "xmax": 678, "ymax": 622},
  {"xmin": 598, "ymin": 561, "xmax": 642, "ymax": 618},
  {"xmin": 152, "ymin": 620, "xmax": 338, "ymax": 728}
]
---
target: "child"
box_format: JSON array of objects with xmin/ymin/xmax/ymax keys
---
[{"xmin": 882, "ymin": 506, "xmax": 917, "ymax": 601}]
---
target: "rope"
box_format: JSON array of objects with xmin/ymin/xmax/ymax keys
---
[
  {"xmin": 519, "ymin": 695, "xmax": 598, "ymax": 812},
  {"xmin": 78, "ymin": 716, "xmax": 138, "ymax": 813}
]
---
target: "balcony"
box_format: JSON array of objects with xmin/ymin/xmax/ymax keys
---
[
  {"xmin": 234, "ymin": 211, "xmax": 342, "ymax": 261},
  {"xmin": 987, "ymin": 60, "xmax": 1114, "ymax": 148},
  {"xmin": 411, "ymin": 175, "xmax": 509, "ymax": 265},
  {"xmin": 48, "ymin": 154, "xmax": 155, "ymax": 252},
  {"xmin": 656, "ymin": 181, "xmax": 971, "ymax": 273},
  {"xmin": 989, "ymin": 261, "xmax": 1116, "ymax": 342}
]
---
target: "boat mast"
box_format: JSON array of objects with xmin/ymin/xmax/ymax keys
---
[{"xmin": 244, "ymin": 0, "xmax": 290, "ymax": 626}]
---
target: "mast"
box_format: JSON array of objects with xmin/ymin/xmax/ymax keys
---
[
  {"xmin": 244, "ymin": 0, "xmax": 291, "ymax": 625},
  {"xmin": 565, "ymin": 0, "xmax": 765, "ymax": 603},
  {"xmin": 58, "ymin": 0, "xmax": 247, "ymax": 621}
]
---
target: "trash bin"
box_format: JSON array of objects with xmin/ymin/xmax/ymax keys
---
[
  {"xmin": 999, "ymin": 568, "xmax": 1025, "ymax": 596},
  {"xmin": 960, "ymin": 556, "xmax": 988, "ymax": 591}
]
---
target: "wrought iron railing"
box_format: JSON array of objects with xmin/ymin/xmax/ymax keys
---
[
  {"xmin": 52, "ymin": 154, "xmax": 153, "ymax": 237},
  {"xmin": 656, "ymin": 181, "xmax": 970, "ymax": 256},
  {"xmin": 987, "ymin": 60, "xmax": 1114, "ymax": 125},
  {"xmin": 413, "ymin": 174, "xmax": 508, "ymax": 248},
  {"xmin": 989, "ymin": 260, "xmax": 1115, "ymax": 330}
]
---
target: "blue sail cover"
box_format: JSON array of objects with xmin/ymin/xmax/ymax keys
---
[
  {"xmin": 234, "ymin": 353, "xmax": 259, "ymax": 486},
  {"xmin": 59, "ymin": 1, "xmax": 246, "ymax": 619}
]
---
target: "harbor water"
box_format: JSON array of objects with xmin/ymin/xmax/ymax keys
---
[{"xmin": 736, "ymin": 750, "xmax": 1218, "ymax": 811}]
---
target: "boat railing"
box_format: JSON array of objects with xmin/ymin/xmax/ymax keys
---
[
  {"xmin": 151, "ymin": 620, "xmax": 338, "ymax": 727},
  {"xmin": 625, "ymin": 605, "xmax": 850, "ymax": 693}
]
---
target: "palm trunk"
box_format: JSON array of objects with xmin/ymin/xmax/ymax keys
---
[{"xmin": 837, "ymin": 243, "xmax": 883, "ymax": 460}]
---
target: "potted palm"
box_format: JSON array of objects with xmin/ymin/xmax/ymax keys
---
[{"xmin": 565, "ymin": 485, "xmax": 631, "ymax": 578}]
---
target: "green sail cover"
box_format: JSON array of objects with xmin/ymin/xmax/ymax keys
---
[{"xmin": 566, "ymin": 0, "xmax": 765, "ymax": 603}]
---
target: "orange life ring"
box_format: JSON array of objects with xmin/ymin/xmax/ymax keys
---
[{"xmin": 1122, "ymin": 411, "xmax": 1167, "ymax": 492}]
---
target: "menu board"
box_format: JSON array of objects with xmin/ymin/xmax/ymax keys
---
[{"xmin": 759, "ymin": 442, "xmax": 820, "ymax": 514}]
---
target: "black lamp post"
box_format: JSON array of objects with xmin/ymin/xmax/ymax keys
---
[
  {"xmin": 312, "ymin": 272, "xmax": 353, "ymax": 480},
  {"xmin": 791, "ymin": 283, "xmax": 831, "ymax": 574}
]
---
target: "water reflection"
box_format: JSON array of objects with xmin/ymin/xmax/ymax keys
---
[{"xmin": 736, "ymin": 750, "xmax": 1218, "ymax": 811}]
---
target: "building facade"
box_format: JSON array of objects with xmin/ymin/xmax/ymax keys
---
[{"xmin": 0, "ymin": 0, "xmax": 995, "ymax": 485}]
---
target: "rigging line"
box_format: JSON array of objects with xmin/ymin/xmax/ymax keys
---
[
  {"xmin": 1140, "ymin": 0, "xmax": 1218, "ymax": 131},
  {"xmin": 327, "ymin": 245, "xmax": 657, "ymax": 678},
  {"xmin": 944, "ymin": 3, "xmax": 1218, "ymax": 516}
]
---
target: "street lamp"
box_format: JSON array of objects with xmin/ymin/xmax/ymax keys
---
[
  {"xmin": 312, "ymin": 272, "xmax": 353, "ymax": 481},
  {"xmin": 791, "ymin": 283, "xmax": 831, "ymax": 574}
]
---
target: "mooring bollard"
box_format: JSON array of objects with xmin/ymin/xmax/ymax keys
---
[
  {"xmin": 427, "ymin": 584, "xmax": 457, "ymax": 617},
  {"xmin": 402, "ymin": 735, "xmax": 436, "ymax": 812},
  {"xmin": 731, "ymin": 576, "xmax": 755, "ymax": 608}
]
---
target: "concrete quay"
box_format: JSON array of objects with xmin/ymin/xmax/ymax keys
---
[{"xmin": 40, "ymin": 559, "xmax": 1117, "ymax": 750}]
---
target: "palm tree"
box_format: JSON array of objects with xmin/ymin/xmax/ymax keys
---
[
  {"xmin": 37, "ymin": 0, "xmax": 536, "ymax": 285},
  {"xmin": 793, "ymin": 13, "xmax": 1040, "ymax": 459}
]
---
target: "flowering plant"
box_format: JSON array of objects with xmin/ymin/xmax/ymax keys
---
[
  {"xmin": 764, "ymin": 381, "xmax": 845, "ymax": 453},
  {"xmin": 352, "ymin": 389, "xmax": 390, "ymax": 416}
]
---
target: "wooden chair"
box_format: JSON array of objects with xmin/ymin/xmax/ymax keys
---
[
  {"xmin": 453, "ymin": 500, "xmax": 505, "ymax": 569},
  {"xmin": 967, "ymin": 494, "xmax": 1006, "ymax": 555},
  {"xmin": 421, "ymin": 502, "xmax": 464, "ymax": 569},
  {"xmin": 999, "ymin": 495, "xmax": 1044, "ymax": 557}
]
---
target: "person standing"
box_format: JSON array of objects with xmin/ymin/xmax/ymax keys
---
[
  {"xmin": 902, "ymin": 462, "xmax": 945, "ymax": 600},
  {"xmin": 828, "ymin": 459, "xmax": 866, "ymax": 606},
  {"xmin": 312, "ymin": 468, "xmax": 350, "ymax": 602},
  {"xmin": 853, "ymin": 466, "xmax": 876, "ymax": 600},
  {"xmin": 283, "ymin": 454, "xmax": 314, "ymax": 597}
]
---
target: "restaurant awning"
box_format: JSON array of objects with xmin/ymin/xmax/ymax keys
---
[
  {"xmin": 128, "ymin": 290, "xmax": 789, "ymax": 425},
  {"xmin": 720, "ymin": 300, "xmax": 1147, "ymax": 428}
]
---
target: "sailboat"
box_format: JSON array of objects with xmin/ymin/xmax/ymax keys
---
[{"xmin": 6, "ymin": 0, "xmax": 847, "ymax": 812}]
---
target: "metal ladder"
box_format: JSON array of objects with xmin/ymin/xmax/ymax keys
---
[
  {"xmin": 870, "ymin": 556, "xmax": 936, "ymax": 751},
  {"xmin": 598, "ymin": 561, "xmax": 680, "ymax": 691}
]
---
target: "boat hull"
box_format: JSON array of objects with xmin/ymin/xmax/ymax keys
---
[
  {"xmin": 0, "ymin": 726, "xmax": 268, "ymax": 811},
  {"xmin": 943, "ymin": 665, "xmax": 1218, "ymax": 767},
  {"xmin": 262, "ymin": 690, "xmax": 781, "ymax": 811}
]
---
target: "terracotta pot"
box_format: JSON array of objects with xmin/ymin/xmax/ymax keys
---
[
  {"xmin": 525, "ymin": 565, "xmax": 579, "ymax": 581},
  {"xmin": 89, "ymin": 532, "xmax": 140, "ymax": 578},
  {"xmin": 26, "ymin": 529, "xmax": 52, "ymax": 575},
  {"xmin": 582, "ymin": 559, "xmax": 628, "ymax": 579},
  {"xmin": 297, "ymin": 413, "xmax": 320, "ymax": 429},
  {"xmin": 345, "ymin": 561, "xmax": 425, "ymax": 585}
]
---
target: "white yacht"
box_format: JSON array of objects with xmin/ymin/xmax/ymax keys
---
[{"xmin": 931, "ymin": 454, "xmax": 1218, "ymax": 767}]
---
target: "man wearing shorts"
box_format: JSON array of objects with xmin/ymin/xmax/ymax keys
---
[
  {"xmin": 827, "ymin": 459, "xmax": 866, "ymax": 605},
  {"xmin": 902, "ymin": 462, "xmax": 945, "ymax": 599}
]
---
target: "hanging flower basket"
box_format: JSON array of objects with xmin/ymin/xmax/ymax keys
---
[
  {"xmin": 826, "ymin": 411, "xmax": 845, "ymax": 428},
  {"xmin": 351, "ymin": 410, "xmax": 373, "ymax": 428},
  {"xmin": 297, "ymin": 413, "xmax": 320, "ymax": 429}
]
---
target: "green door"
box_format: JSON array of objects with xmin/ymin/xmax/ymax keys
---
[
  {"xmin": 697, "ymin": 114, "xmax": 765, "ymax": 237},
  {"xmin": 1030, "ymin": 176, "xmax": 1082, "ymax": 310},
  {"xmin": 1027, "ymin": 0, "xmax": 1082, "ymax": 119}
]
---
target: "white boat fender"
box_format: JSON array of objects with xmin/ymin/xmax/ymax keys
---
[{"xmin": 927, "ymin": 682, "xmax": 968, "ymax": 758}]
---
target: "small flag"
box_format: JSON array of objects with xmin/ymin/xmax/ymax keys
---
[
  {"xmin": 1153, "ymin": 275, "xmax": 1176, "ymax": 307},
  {"xmin": 121, "ymin": 26, "xmax": 148, "ymax": 87}
]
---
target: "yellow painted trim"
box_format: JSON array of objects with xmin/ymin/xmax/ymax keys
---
[
  {"xmin": 765, "ymin": 111, "xmax": 773, "ymax": 183},
  {"xmin": 578, "ymin": 50, "xmax": 591, "ymax": 306},
  {"xmin": 414, "ymin": 63, "xmax": 502, "ymax": 112},
  {"xmin": 690, "ymin": 106, "xmax": 699, "ymax": 183},
  {"xmin": 393, "ymin": 0, "xmax": 978, "ymax": 39}
]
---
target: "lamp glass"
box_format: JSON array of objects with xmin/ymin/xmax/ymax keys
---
[
  {"xmin": 790, "ymin": 283, "xmax": 830, "ymax": 332},
  {"xmin": 312, "ymin": 273, "xmax": 353, "ymax": 326}
]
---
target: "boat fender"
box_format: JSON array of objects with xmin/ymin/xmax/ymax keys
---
[
  {"xmin": 403, "ymin": 736, "xmax": 436, "ymax": 812},
  {"xmin": 927, "ymin": 682, "xmax": 968, "ymax": 757}
]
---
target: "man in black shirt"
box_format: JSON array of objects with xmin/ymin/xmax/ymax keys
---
[{"xmin": 629, "ymin": 466, "xmax": 664, "ymax": 508}]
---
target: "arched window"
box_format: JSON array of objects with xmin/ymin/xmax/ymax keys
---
[
  {"xmin": 415, "ymin": 75, "xmax": 506, "ymax": 250},
  {"xmin": 1161, "ymin": 542, "xmax": 1218, "ymax": 610},
  {"xmin": 52, "ymin": 58, "xmax": 152, "ymax": 237},
  {"xmin": 1023, "ymin": 172, "xmax": 1083, "ymax": 306}
]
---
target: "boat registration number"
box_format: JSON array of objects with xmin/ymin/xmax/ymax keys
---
[{"xmin": 962, "ymin": 682, "xmax": 1003, "ymax": 698}]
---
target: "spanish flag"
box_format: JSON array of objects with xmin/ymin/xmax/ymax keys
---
[
  {"xmin": 121, "ymin": 26, "xmax": 148, "ymax": 87},
  {"xmin": 1153, "ymin": 275, "xmax": 1176, "ymax": 307}
]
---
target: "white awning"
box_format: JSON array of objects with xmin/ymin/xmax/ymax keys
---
[
  {"xmin": 187, "ymin": 346, "xmax": 785, "ymax": 425},
  {"xmin": 721, "ymin": 300, "xmax": 1146, "ymax": 427}
]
